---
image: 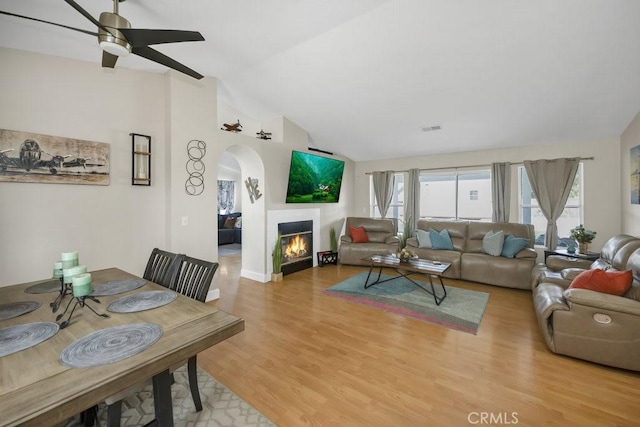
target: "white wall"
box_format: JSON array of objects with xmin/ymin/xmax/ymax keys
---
[
  {"xmin": 621, "ymin": 110, "xmax": 640, "ymax": 236},
  {"xmin": 0, "ymin": 48, "xmax": 167, "ymax": 286},
  {"xmin": 0, "ymin": 47, "xmax": 353, "ymax": 288},
  {"xmin": 354, "ymin": 138, "xmax": 622, "ymax": 252}
]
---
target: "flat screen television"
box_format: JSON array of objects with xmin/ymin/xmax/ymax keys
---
[{"xmin": 285, "ymin": 150, "xmax": 345, "ymax": 203}]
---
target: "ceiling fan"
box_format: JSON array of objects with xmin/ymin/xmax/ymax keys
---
[{"xmin": 0, "ymin": 0, "xmax": 205, "ymax": 79}]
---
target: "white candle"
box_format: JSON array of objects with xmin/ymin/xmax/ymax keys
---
[
  {"xmin": 72, "ymin": 273, "xmax": 92, "ymax": 297},
  {"xmin": 63, "ymin": 265, "xmax": 87, "ymax": 284},
  {"xmin": 61, "ymin": 251, "xmax": 78, "ymax": 261}
]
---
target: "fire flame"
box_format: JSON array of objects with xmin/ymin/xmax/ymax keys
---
[{"xmin": 285, "ymin": 235, "xmax": 308, "ymax": 258}]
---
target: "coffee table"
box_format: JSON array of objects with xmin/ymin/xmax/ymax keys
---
[{"xmin": 363, "ymin": 254, "xmax": 451, "ymax": 305}]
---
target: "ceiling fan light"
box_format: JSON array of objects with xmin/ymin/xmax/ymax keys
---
[{"xmin": 100, "ymin": 40, "xmax": 130, "ymax": 57}]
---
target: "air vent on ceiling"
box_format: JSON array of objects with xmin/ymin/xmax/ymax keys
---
[{"xmin": 422, "ymin": 125, "xmax": 442, "ymax": 132}]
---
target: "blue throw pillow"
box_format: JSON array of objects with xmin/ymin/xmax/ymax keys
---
[
  {"xmin": 429, "ymin": 228, "xmax": 454, "ymax": 250},
  {"xmin": 482, "ymin": 230, "xmax": 504, "ymax": 256},
  {"xmin": 501, "ymin": 234, "xmax": 529, "ymax": 258},
  {"xmin": 416, "ymin": 229, "xmax": 432, "ymax": 248}
]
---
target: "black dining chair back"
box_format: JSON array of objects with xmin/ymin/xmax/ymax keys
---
[
  {"xmin": 104, "ymin": 254, "xmax": 218, "ymax": 425},
  {"xmin": 170, "ymin": 256, "xmax": 219, "ymax": 302},
  {"xmin": 143, "ymin": 248, "xmax": 183, "ymax": 288}
]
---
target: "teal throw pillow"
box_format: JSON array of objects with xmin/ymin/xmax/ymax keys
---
[
  {"xmin": 428, "ymin": 228, "xmax": 454, "ymax": 250},
  {"xmin": 416, "ymin": 229, "xmax": 432, "ymax": 248},
  {"xmin": 501, "ymin": 234, "xmax": 529, "ymax": 258},
  {"xmin": 482, "ymin": 230, "xmax": 504, "ymax": 257}
]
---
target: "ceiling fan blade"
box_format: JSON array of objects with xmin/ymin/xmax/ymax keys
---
[
  {"xmin": 132, "ymin": 46, "xmax": 203, "ymax": 80},
  {"xmin": 63, "ymin": 0, "xmax": 110, "ymax": 33},
  {"xmin": 0, "ymin": 10, "xmax": 99, "ymax": 36},
  {"xmin": 118, "ymin": 29, "xmax": 204, "ymax": 48},
  {"xmin": 102, "ymin": 51, "xmax": 118, "ymax": 68}
]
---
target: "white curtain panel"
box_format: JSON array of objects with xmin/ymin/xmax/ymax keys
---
[
  {"xmin": 372, "ymin": 171, "xmax": 395, "ymax": 218},
  {"xmin": 524, "ymin": 158, "xmax": 579, "ymax": 250},
  {"xmin": 491, "ymin": 162, "xmax": 511, "ymax": 223},
  {"xmin": 217, "ymin": 180, "xmax": 235, "ymax": 213},
  {"xmin": 405, "ymin": 168, "xmax": 421, "ymax": 235}
]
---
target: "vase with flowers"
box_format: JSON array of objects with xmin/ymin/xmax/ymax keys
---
[
  {"xmin": 396, "ymin": 247, "xmax": 416, "ymax": 262},
  {"xmin": 570, "ymin": 224, "xmax": 596, "ymax": 254}
]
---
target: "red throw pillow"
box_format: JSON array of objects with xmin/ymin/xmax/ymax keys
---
[
  {"xmin": 568, "ymin": 269, "xmax": 633, "ymax": 296},
  {"xmin": 349, "ymin": 226, "xmax": 369, "ymax": 243}
]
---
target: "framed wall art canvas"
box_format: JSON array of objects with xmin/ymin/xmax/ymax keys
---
[{"xmin": 0, "ymin": 129, "xmax": 110, "ymax": 185}]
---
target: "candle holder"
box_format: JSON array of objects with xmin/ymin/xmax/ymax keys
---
[
  {"xmin": 131, "ymin": 133, "xmax": 151, "ymax": 186},
  {"xmin": 50, "ymin": 277, "xmax": 71, "ymax": 313},
  {"xmin": 56, "ymin": 295, "xmax": 109, "ymax": 329}
]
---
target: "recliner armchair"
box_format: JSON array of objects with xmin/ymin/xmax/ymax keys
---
[
  {"xmin": 532, "ymin": 234, "xmax": 640, "ymax": 371},
  {"xmin": 338, "ymin": 217, "xmax": 400, "ymax": 266}
]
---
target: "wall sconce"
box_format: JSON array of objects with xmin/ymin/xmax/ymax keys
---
[
  {"xmin": 245, "ymin": 176, "xmax": 262, "ymax": 203},
  {"xmin": 131, "ymin": 133, "xmax": 151, "ymax": 186}
]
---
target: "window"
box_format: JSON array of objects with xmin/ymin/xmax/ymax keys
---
[
  {"xmin": 419, "ymin": 170, "xmax": 492, "ymax": 221},
  {"xmin": 370, "ymin": 173, "xmax": 404, "ymax": 221},
  {"xmin": 368, "ymin": 168, "xmax": 492, "ymax": 223},
  {"xmin": 519, "ymin": 164, "xmax": 583, "ymax": 249}
]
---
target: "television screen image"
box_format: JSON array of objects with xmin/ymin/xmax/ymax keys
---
[{"xmin": 286, "ymin": 150, "xmax": 345, "ymax": 203}]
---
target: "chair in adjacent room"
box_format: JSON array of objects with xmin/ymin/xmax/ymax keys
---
[{"xmin": 104, "ymin": 255, "xmax": 218, "ymax": 426}]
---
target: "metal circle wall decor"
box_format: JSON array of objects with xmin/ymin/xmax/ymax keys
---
[{"xmin": 185, "ymin": 139, "xmax": 206, "ymax": 196}]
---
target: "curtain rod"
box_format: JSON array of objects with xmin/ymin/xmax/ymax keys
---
[{"xmin": 364, "ymin": 157, "xmax": 595, "ymax": 175}]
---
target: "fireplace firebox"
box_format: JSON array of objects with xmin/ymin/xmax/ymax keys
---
[{"xmin": 278, "ymin": 220, "xmax": 313, "ymax": 275}]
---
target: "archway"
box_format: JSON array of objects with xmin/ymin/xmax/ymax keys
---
[{"xmin": 218, "ymin": 145, "xmax": 266, "ymax": 280}]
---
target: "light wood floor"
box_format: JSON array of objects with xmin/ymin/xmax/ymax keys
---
[{"xmin": 201, "ymin": 255, "xmax": 640, "ymax": 426}]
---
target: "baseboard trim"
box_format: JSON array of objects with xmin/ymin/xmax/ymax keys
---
[{"xmin": 241, "ymin": 269, "xmax": 269, "ymax": 283}]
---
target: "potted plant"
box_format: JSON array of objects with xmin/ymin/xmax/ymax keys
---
[
  {"xmin": 271, "ymin": 233, "xmax": 283, "ymax": 282},
  {"xmin": 570, "ymin": 224, "xmax": 597, "ymax": 254},
  {"xmin": 329, "ymin": 226, "xmax": 338, "ymax": 253},
  {"xmin": 398, "ymin": 216, "xmax": 413, "ymax": 249}
]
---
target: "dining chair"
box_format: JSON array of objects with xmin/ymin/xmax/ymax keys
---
[
  {"xmin": 104, "ymin": 255, "xmax": 219, "ymax": 426},
  {"xmin": 166, "ymin": 256, "xmax": 219, "ymax": 411},
  {"xmin": 143, "ymin": 248, "xmax": 184, "ymax": 288}
]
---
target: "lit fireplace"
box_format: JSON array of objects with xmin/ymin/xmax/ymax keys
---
[
  {"xmin": 284, "ymin": 235, "xmax": 309, "ymax": 260},
  {"xmin": 278, "ymin": 220, "xmax": 313, "ymax": 275}
]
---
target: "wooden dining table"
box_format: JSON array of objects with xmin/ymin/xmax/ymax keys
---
[{"xmin": 0, "ymin": 268, "xmax": 245, "ymax": 427}]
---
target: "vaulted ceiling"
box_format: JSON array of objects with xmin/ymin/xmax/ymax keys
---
[{"xmin": 1, "ymin": 0, "xmax": 639, "ymax": 161}]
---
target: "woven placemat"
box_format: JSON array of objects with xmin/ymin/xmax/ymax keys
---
[
  {"xmin": 108, "ymin": 291, "xmax": 177, "ymax": 314},
  {"xmin": 24, "ymin": 279, "xmax": 62, "ymax": 294},
  {"xmin": 90, "ymin": 279, "xmax": 147, "ymax": 297},
  {"xmin": 60, "ymin": 323, "xmax": 162, "ymax": 368},
  {"xmin": 0, "ymin": 322, "xmax": 59, "ymax": 357},
  {"xmin": 0, "ymin": 301, "xmax": 41, "ymax": 321}
]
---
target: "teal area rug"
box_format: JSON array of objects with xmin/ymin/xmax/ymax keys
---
[{"xmin": 323, "ymin": 272, "xmax": 490, "ymax": 335}]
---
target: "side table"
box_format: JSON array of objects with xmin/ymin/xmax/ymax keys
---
[
  {"xmin": 317, "ymin": 251, "xmax": 338, "ymax": 266},
  {"xmin": 544, "ymin": 249, "xmax": 599, "ymax": 263}
]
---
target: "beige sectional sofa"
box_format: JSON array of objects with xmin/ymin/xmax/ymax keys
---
[
  {"xmin": 532, "ymin": 234, "xmax": 640, "ymax": 371},
  {"xmin": 405, "ymin": 220, "xmax": 537, "ymax": 289}
]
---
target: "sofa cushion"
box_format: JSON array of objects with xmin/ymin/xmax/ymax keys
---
[
  {"xmin": 561, "ymin": 268, "xmax": 585, "ymax": 281},
  {"xmin": 429, "ymin": 228, "xmax": 453, "ymax": 250},
  {"xmin": 482, "ymin": 230, "xmax": 504, "ymax": 257},
  {"xmin": 501, "ymin": 234, "xmax": 529, "ymax": 258},
  {"xmin": 416, "ymin": 229, "xmax": 432, "ymax": 248},
  {"xmin": 568, "ymin": 269, "xmax": 633, "ymax": 296},
  {"xmin": 349, "ymin": 226, "xmax": 369, "ymax": 243}
]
